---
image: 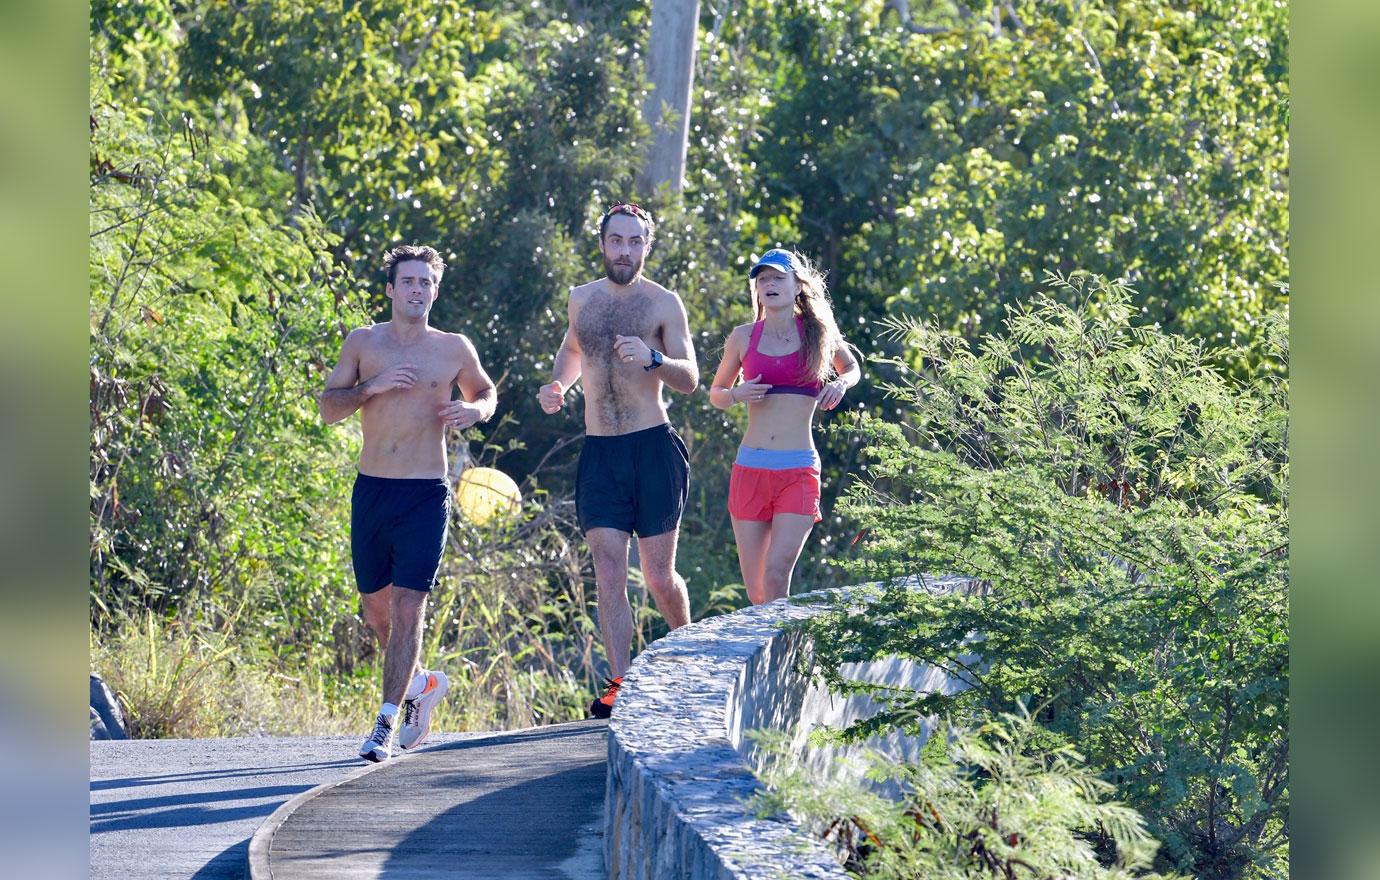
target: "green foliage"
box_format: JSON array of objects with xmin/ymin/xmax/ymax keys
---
[
  {"xmin": 90, "ymin": 39, "xmax": 368, "ymax": 639},
  {"xmin": 697, "ymin": 0, "xmax": 1288, "ymax": 375},
  {"xmin": 752, "ymin": 708, "xmax": 1178, "ymax": 879},
  {"xmin": 671, "ymin": 0, "xmax": 1291, "ymax": 598},
  {"xmin": 180, "ymin": 0, "xmax": 656, "ymax": 483},
  {"xmin": 419, "ymin": 483, "xmax": 610, "ymax": 729},
  {"xmin": 794, "ymin": 274, "xmax": 1287, "ymax": 877},
  {"xmin": 90, "ymin": 0, "xmax": 181, "ymax": 93},
  {"xmin": 87, "ymin": 22, "xmax": 630, "ymax": 727}
]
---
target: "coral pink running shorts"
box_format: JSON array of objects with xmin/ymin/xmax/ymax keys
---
[{"xmin": 728, "ymin": 464, "xmax": 822, "ymax": 522}]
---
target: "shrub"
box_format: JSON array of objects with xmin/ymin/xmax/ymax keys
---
[
  {"xmin": 795, "ymin": 273, "xmax": 1287, "ymax": 877},
  {"xmin": 752, "ymin": 708, "xmax": 1179, "ymax": 879}
]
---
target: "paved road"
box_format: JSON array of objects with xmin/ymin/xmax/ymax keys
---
[
  {"xmin": 259, "ymin": 721, "xmax": 607, "ymax": 879},
  {"xmin": 90, "ymin": 731, "xmax": 484, "ymax": 879}
]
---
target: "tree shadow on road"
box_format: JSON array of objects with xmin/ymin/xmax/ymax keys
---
[
  {"xmin": 380, "ymin": 761, "xmax": 606, "ymax": 878},
  {"xmin": 91, "ymin": 759, "xmax": 356, "ymax": 792},
  {"xmin": 187, "ymin": 838, "xmax": 251, "ymax": 880}
]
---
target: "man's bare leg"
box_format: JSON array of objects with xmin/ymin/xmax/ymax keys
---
[
  {"xmin": 361, "ymin": 587, "xmax": 392, "ymax": 646},
  {"xmin": 358, "ymin": 587, "xmax": 429, "ymax": 704},
  {"xmin": 357, "ymin": 585, "xmax": 426, "ymax": 761},
  {"xmin": 637, "ymin": 529, "xmax": 690, "ymax": 630},
  {"xmin": 383, "ymin": 586, "xmax": 427, "ymax": 707},
  {"xmin": 586, "ymin": 527, "xmax": 634, "ymax": 678},
  {"xmin": 353, "ymin": 584, "xmax": 422, "ymax": 711}
]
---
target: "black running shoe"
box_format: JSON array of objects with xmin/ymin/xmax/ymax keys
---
[{"xmin": 589, "ymin": 676, "xmax": 623, "ymax": 719}]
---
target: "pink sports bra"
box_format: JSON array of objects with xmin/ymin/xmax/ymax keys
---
[{"xmin": 740, "ymin": 317, "xmax": 824, "ymax": 397}]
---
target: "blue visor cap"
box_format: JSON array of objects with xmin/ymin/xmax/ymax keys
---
[{"xmin": 749, "ymin": 248, "xmax": 799, "ymax": 279}]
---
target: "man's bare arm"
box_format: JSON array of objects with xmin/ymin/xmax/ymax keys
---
[
  {"xmin": 462, "ymin": 382, "xmax": 498, "ymax": 423},
  {"xmin": 550, "ymin": 325, "xmax": 583, "ymax": 389},
  {"xmin": 319, "ymin": 384, "xmax": 370, "ymax": 424},
  {"xmin": 439, "ymin": 335, "xmax": 498, "ymax": 429},
  {"xmin": 653, "ymin": 294, "xmax": 699, "ymax": 395},
  {"xmin": 538, "ymin": 296, "xmax": 584, "ymax": 414},
  {"xmin": 319, "ymin": 331, "xmax": 365, "ymax": 424},
  {"xmin": 318, "ymin": 330, "xmax": 416, "ymax": 423}
]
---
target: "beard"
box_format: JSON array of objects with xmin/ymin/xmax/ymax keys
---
[{"xmin": 603, "ymin": 252, "xmax": 642, "ymax": 286}]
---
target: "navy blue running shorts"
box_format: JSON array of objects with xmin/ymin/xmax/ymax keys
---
[
  {"xmin": 576, "ymin": 423, "xmax": 689, "ymax": 537},
  {"xmin": 351, "ymin": 473, "xmax": 450, "ymax": 593}
]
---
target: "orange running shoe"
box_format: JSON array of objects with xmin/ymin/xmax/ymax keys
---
[{"xmin": 589, "ymin": 676, "xmax": 623, "ymax": 719}]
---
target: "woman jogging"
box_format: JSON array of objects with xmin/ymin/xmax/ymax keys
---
[{"xmin": 708, "ymin": 248, "xmax": 862, "ymax": 605}]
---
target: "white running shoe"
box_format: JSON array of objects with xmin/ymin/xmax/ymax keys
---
[
  {"xmin": 399, "ymin": 670, "xmax": 449, "ymax": 751},
  {"xmin": 359, "ymin": 713, "xmax": 395, "ymax": 763}
]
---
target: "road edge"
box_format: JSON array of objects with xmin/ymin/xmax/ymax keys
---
[
  {"xmin": 244, "ymin": 750, "xmax": 391, "ymax": 880},
  {"xmin": 244, "ymin": 718, "xmax": 605, "ymax": 879}
]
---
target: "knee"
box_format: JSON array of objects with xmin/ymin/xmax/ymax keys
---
[
  {"xmin": 643, "ymin": 571, "xmax": 684, "ymax": 601},
  {"xmin": 389, "ymin": 590, "xmax": 426, "ymax": 626},
  {"xmin": 762, "ymin": 564, "xmax": 792, "ymax": 597},
  {"xmin": 362, "ymin": 600, "xmax": 390, "ymax": 638},
  {"xmin": 591, "ymin": 551, "xmax": 628, "ymax": 584},
  {"xmin": 592, "ymin": 549, "xmax": 624, "ymax": 572}
]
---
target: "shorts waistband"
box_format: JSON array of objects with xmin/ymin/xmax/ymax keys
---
[
  {"xmin": 734, "ymin": 446, "xmax": 820, "ymax": 470},
  {"xmin": 354, "ymin": 472, "xmax": 449, "ymax": 488},
  {"xmin": 584, "ymin": 423, "xmax": 675, "ymax": 446}
]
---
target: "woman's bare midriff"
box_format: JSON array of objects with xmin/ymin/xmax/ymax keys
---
[{"xmin": 741, "ymin": 393, "xmax": 818, "ymax": 450}]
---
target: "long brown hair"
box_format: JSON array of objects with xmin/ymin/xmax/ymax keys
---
[{"xmin": 751, "ymin": 250, "xmax": 844, "ymax": 385}]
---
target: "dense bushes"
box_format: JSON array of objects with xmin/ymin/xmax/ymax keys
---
[
  {"xmin": 753, "ymin": 709, "xmax": 1180, "ymax": 879},
  {"xmin": 786, "ymin": 275, "xmax": 1287, "ymax": 876}
]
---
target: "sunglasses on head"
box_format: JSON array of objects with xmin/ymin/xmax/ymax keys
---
[{"xmin": 605, "ymin": 202, "xmax": 649, "ymax": 220}]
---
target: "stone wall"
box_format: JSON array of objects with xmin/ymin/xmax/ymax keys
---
[{"xmin": 604, "ymin": 575, "xmax": 977, "ymax": 880}]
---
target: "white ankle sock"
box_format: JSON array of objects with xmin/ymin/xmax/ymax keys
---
[
  {"xmin": 404, "ymin": 670, "xmax": 430, "ymax": 701},
  {"xmin": 380, "ymin": 702, "xmax": 399, "ymax": 720}
]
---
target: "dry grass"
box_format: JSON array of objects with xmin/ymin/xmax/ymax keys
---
[
  {"xmin": 91, "ymin": 613, "xmax": 362, "ymax": 737},
  {"xmin": 90, "ymin": 503, "xmax": 663, "ymax": 738},
  {"xmin": 91, "ymin": 613, "xmax": 602, "ymax": 738}
]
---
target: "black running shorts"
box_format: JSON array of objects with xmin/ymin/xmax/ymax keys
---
[
  {"xmin": 576, "ymin": 423, "xmax": 690, "ymax": 537},
  {"xmin": 351, "ymin": 473, "xmax": 450, "ymax": 593}
]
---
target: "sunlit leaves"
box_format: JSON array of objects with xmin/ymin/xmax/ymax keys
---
[{"xmin": 803, "ymin": 274, "xmax": 1287, "ymax": 876}]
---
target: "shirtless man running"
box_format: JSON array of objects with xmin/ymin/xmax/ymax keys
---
[
  {"xmin": 538, "ymin": 203, "xmax": 698, "ymax": 718},
  {"xmin": 319, "ymin": 244, "xmax": 497, "ymax": 761}
]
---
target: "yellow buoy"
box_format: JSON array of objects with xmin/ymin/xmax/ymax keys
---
[{"xmin": 454, "ymin": 466, "xmax": 522, "ymax": 525}]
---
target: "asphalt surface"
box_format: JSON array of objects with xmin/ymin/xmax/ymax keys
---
[
  {"xmin": 259, "ymin": 720, "xmax": 607, "ymax": 879},
  {"xmin": 89, "ymin": 731, "xmax": 484, "ymax": 879}
]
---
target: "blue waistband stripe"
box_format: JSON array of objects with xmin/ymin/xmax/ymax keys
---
[{"xmin": 734, "ymin": 446, "xmax": 820, "ymax": 470}]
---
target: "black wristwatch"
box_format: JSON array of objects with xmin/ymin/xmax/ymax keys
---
[{"xmin": 643, "ymin": 348, "xmax": 664, "ymax": 371}]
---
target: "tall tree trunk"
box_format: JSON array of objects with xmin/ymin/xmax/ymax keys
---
[
  {"xmin": 637, "ymin": 0, "xmax": 700, "ymax": 195},
  {"xmin": 292, "ymin": 127, "xmax": 309, "ymax": 217}
]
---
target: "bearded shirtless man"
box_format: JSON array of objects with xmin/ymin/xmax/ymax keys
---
[
  {"xmin": 537, "ymin": 204, "xmax": 698, "ymax": 718},
  {"xmin": 319, "ymin": 245, "xmax": 497, "ymax": 761}
]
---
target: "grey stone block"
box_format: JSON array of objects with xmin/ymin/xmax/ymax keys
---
[
  {"xmin": 605, "ymin": 575, "xmax": 978, "ymax": 879},
  {"xmin": 90, "ymin": 673, "xmax": 126, "ymax": 740}
]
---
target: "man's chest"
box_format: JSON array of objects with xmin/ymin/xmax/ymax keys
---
[
  {"xmin": 575, "ymin": 296, "xmax": 659, "ymax": 357},
  {"xmin": 361, "ymin": 342, "xmax": 457, "ymax": 393}
]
